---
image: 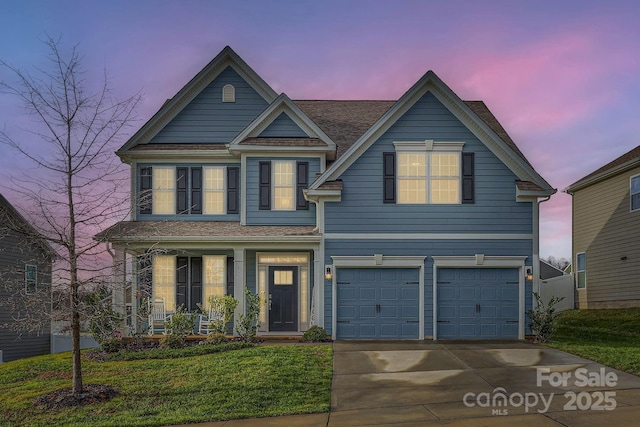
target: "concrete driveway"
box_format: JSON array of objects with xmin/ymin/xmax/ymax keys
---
[{"xmin": 329, "ymin": 340, "xmax": 640, "ymax": 426}]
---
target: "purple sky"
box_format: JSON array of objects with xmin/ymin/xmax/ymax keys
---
[{"xmin": 2, "ymin": 0, "xmax": 640, "ymax": 259}]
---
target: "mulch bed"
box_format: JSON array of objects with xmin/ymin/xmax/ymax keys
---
[{"xmin": 35, "ymin": 384, "xmax": 119, "ymax": 409}]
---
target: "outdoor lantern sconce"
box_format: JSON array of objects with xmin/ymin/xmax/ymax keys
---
[
  {"xmin": 525, "ymin": 266, "xmax": 534, "ymax": 282},
  {"xmin": 325, "ymin": 265, "xmax": 333, "ymax": 281}
]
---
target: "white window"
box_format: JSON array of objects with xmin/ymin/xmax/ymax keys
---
[
  {"xmin": 153, "ymin": 167, "xmax": 175, "ymax": 214},
  {"xmin": 222, "ymin": 84, "xmax": 235, "ymax": 103},
  {"xmin": 25, "ymin": 265, "xmax": 37, "ymax": 294},
  {"xmin": 631, "ymin": 174, "xmax": 640, "ymax": 212},
  {"xmin": 204, "ymin": 167, "xmax": 225, "ymax": 214},
  {"xmin": 203, "ymin": 256, "xmax": 226, "ymax": 307},
  {"xmin": 153, "ymin": 255, "xmax": 176, "ymax": 311},
  {"xmin": 397, "ymin": 151, "xmax": 461, "ymax": 204},
  {"xmin": 576, "ymin": 252, "xmax": 586, "ymax": 289},
  {"xmin": 273, "ymin": 160, "xmax": 295, "ymax": 210}
]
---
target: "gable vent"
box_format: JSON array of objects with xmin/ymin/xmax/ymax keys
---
[{"xmin": 222, "ymin": 84, "xmax": 235, "ymax": 103}]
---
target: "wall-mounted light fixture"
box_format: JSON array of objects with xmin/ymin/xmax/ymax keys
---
[
  {"xmin": 325, "ymin": 265, "xmax": 333, "ymax": 281},
  {"xmin": 525, "ymin": 266, "xmax": 534, "ymax": 282}
]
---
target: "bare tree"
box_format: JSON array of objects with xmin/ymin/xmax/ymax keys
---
[
  {"xmin": 0, "ymin": 37, "xmax": 140, "ymax": 395},
  {"xmin": 543, "ymin": 256, "xmax": 570, "ymax": 271}
]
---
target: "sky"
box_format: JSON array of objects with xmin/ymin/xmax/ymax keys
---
[{"xmin": 1, "ymin": 0, "xmax": 640, "ymax": 260}]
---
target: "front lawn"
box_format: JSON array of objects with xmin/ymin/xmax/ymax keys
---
[
  {"xmin": 0, "ymin": 344, "xmax": 332, "ymax": 427},
  {"xmin": 545, "ymin": 308, "xmax": 640, "ymax": 376}
]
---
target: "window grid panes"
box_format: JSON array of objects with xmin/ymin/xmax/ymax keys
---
[
  {"xmin": 274, "ymin": 270, "xmax": 293, "ymax": 285},
  {"xmin": 631, "ymin": 175, "xmax": 640, "ymax": 212},
  {"xmin": 397, "ymin": 152, "xmax": 460, "ymax": 204},
  {"xmin": 153, "ymin": 167, "xmax": 175, "ymax": 214},
  {"xmin": 203, "ymin": 256, "xmax": 226, "ymax": 307},
  {"xmin": 576, "ymin": 252, "xmax": 586, "ymax": 289},
  {"xmin": 25, "ymin": 265, "xmax": 37, "ymax": 294},
  {"xmin": 300, "ymin": 267, "xmax": 308, "ymax": 324},
  {"xmin": 273, "ymin": 161, "xmax": 295, "ymax": 210},
  {"xmin": 153, "ymin": 256, "xmax": 176, "ymax": 311},
  {"xmin": 258, "ymin": 267, "xmax": 267, "ymax": 324},
  {"xmin": 204, "ymin": 167, "xmax": 225, "ymax": 214}
]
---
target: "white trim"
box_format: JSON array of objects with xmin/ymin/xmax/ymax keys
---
[
  {"xmin": 325, "ymin": 233, "xmax": 533, "ymax": 240},
  {"xmin": 120, "ymin": 151, "xmax": 238, "ymax": 163},
  {"xmin": 330, "ymin": 255, "xmax": 426, "ymax": 340},
  {"xmin": 631, "ymin": 173, "xmax": 640, "ymax": 212},
  {"xmin": 393, "ymin": 140, "xmax": 464, "ymax": 152},
  {"xmin": 576, "ymin": 252, "xmax": 587, "ymax": 290},
  {"xmin": 431, "ymin": 255, "xmax": 527, "ymax": 340}
]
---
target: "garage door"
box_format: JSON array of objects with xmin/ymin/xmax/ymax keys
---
[
  {"xmin": 437, "ymin": 268, "xmax": 519, "ymax": 339},
  {"xmin": 336, "ymin": 268, "xmax": 420, "ymax": 339}
]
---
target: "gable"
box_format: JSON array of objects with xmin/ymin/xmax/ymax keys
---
[
  {"xmin": 258, "ymin": 112, "xmax": 308, "ymax": 138},
  {"xmin": 150, "ymin": 66, "xmax": 269, "ymax": 144}
]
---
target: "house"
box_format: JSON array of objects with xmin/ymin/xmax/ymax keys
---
[
  {"xmin": 539, "ymin": 260, "xmax": 565, "ymax": 280},
  {"xmin": 566, "ymin": 145, "xmax": 640, "ymax": 309},
  {"xmin": 0, "ymin": 194, "xmax": 53, "ymax": 362},
  {"xmin": 97, "ymin": 46, "xmax": 555, "ymax": 340}
]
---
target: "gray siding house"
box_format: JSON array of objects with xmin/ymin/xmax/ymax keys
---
[
  {"xmin": 0, "ymin": 194, "xmax": 53, "ymax": 362},
  {"xmin": 566, "ymin": 145, "xmax": 640, "ymax": 308},
  {"xmin": 98, "ymin": 46, "xmax": 555, "ymax": 340}
]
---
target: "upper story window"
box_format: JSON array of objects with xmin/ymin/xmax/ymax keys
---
[
  {"xmin": 222, "ymin": 84, "xmax": 235, "ymax": 103},
  {"xmin": 576, "ymin": 252, "xmax": 586, "ymax": 289},
  {"xmin": 25, "ymin": 264, "xmax": 37, "ymax": 294},
  {"xmin": 274, "ymin": 161, "xmax": 295, "ymax": 210},
  {"xmin": 388, "ymin": 141, "xmax": 467, "ymax": 205},
  {"xmin": 139, "ymin": 166, "xmax": 239, "ymax": 216},
  {"xmin": 631, "ymin": 174, "xmax": 640, "ymax": 212},
  {"xmin": 259, "ymin": 160, "xmax": 309, "ymax": 211}
]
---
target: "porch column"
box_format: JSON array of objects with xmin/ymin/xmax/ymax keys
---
[
  {"xmin": 312, "ymin": 249, "xmax": 321, "ymax": 326},
  {"xmin": 233, "ymin": 248, "xmax": 245, "ymax": 337},
  {"xmin": 130, "ymin": 253, "xmax": 138, "ymax": 334},
  {"xmin": 111, "ymin": 246, "xmax": 127, "ymax": 333}
]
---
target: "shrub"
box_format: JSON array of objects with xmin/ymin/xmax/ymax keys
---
[
  {"xmin": 166, "ymin": 305, "xmax": 195, "ymax": 337},
  {"xmin": 205, "ymin": 333, "xmax": 229, "ymax": 345},
  {"xmin": 100, "ymin": 337, "xmax": 124, "ymax": 353},
  {"xmin": 235, "ymin": 288, "xmax": 261, "ymax": 342},
  {"xmin": 528, "ymin": 292, "xmax": 565, "ymax": 343},
  {"xmin": 159, "ymin": 333, "xmax": 184, "ymax": 349},
  {"xmin": 302, "ymin": 326, "xmax": 330, "ymax": 342},
  {"xmin": 199, "ymin": 294, "xmax": 238, "ymax": 334}
]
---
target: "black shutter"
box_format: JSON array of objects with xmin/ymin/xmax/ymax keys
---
[
  {"xmin": 191, "ymin": 167, "xmax": 202, "ymax": 214},
  {"xmin": 190, "ymin": 258, "xmax": 202, "ymax": 312},
  {"xmin": 462, "ymin": 152, "xmax": 475, "ymax": 204},
  {"xmin": 139, "ymin": 167, "xmax": 152, "ymax": 214},
  {"xmin": 383, "ymin": 152, "xmax": 396, "ymax": 203},
  {"xmin": 226, "ymin": 256, "xmax": 235, "ymax": 297},
  {"xmin": 259, "ymin": 161, "xmax": 271, "ymax": 210},
  {"xmin": 296, "ymin": 162, "xmax": 309, "ymax": 210},
  {"xmin": 227, "ymin": 167, "xmax": 239, "ymax": 214},
  {"xmin": 176, "ymin": 167, "xmax": 188, "ymax": 214},
  {"xmin": 176, "ymin": 257, "xmax": 188, "ymax": 309}
]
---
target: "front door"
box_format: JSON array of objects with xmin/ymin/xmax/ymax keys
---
[{"xmin": 269, "ymin": 266, "xmax": 298, "ymax": 331}]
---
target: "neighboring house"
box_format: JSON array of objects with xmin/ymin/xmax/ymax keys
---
[
  {"xmin": 566, "ymin": 145, "xmax": 640, "ymax": 309},
  {"xmin": 97, "ymin": 46, "xmax": 555, "ymax": 340},
  {"xmin": 540, "ymin": 260, "xmax": 565, "ymax": 280},
  {"xmin": 0, "ymin": 194, "xmax": 53, "ymax": 362}
]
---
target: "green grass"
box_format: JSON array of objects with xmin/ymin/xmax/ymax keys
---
[
  {"xmin": 545, "ymin": 308, "xmax": 640, "ymax": 376},
  {"xmin": 0, "ymin": 344, "xmax": 333, "ymax": 427}
]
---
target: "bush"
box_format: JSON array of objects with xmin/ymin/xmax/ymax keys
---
[
  {"xmin": 302, "ymin": 326, "xmax": 330, "ymax": 342},
  {"xmin": 100, "ymin": 337, "xmax": 123, "ymax": 353},
  {"xmin": 235, "ymin": 288, "xmax": 261, "ymax": 342},
  {"xmin": 87, "ymin": 292, "xmax": 123, "ymax": 345},
  {"xmin": 159, "ymin": 333, "xmax": 184, "ymax": 349},
  {"xmin": 528, "ymin": 292, "xmax": 565, "ymax": 343},
  {"xmin": 199, "ymin": 294, "xmax": 238, "ymax": 335},
  {"xmin": 205, "ymin": 333, "xmax": 229, "ymax": 345},
  {"xmin": 166, "ymin": 305, "xmax": 195, "ymax": 337}
]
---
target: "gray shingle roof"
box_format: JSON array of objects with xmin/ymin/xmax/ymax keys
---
[
  {"xmin": 95, "ymin": 221, "xmax": 319, "ymax": 242},
  {"xmin": 567, "ymin": 144, "xmax": 640, "ymax": 192}
]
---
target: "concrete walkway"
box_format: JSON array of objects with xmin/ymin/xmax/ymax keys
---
[{"xmin": 174, "ymin": 340, "xmax": 640, "ymax": 426}]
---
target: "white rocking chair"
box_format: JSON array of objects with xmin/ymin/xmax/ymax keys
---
[
  {"xmin": 198, "ymin": 307, "xmax": 224, "ymax": 335},
  {"xmin": 148, "ymin": 299, "xmax": 170, "ymax": 335}
]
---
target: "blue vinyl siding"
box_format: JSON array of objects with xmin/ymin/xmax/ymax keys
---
[
  {"xmin": 245, "ymin": 157, "xmax": 320, "ymax": 225},
  {"xmin": 137, "ymin": 163, "xmax": 241, "ymax": 221},
  {"xmin": 259, "ymin": 112, "xmax": 308, "ymax": 137},
  {"xmin": 325, "ymin": 91, "xmax": 532, "ymax": 234},
  {"xmin": 323, "ymin": 238, "xmax": 533, "ymax": 337},
  {"xmin": 150, "ymin": 67, "xmax": 269, "ymax": 144}
]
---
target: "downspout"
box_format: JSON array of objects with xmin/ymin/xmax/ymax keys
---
[{"xmin": 533, "ymin": 196, "xmax": 552, "ymax": 296}]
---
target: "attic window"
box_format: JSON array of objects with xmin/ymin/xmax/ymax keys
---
[{"xmin": 222, "ymin": 84, "xmax": 235, "ymax": 103}]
